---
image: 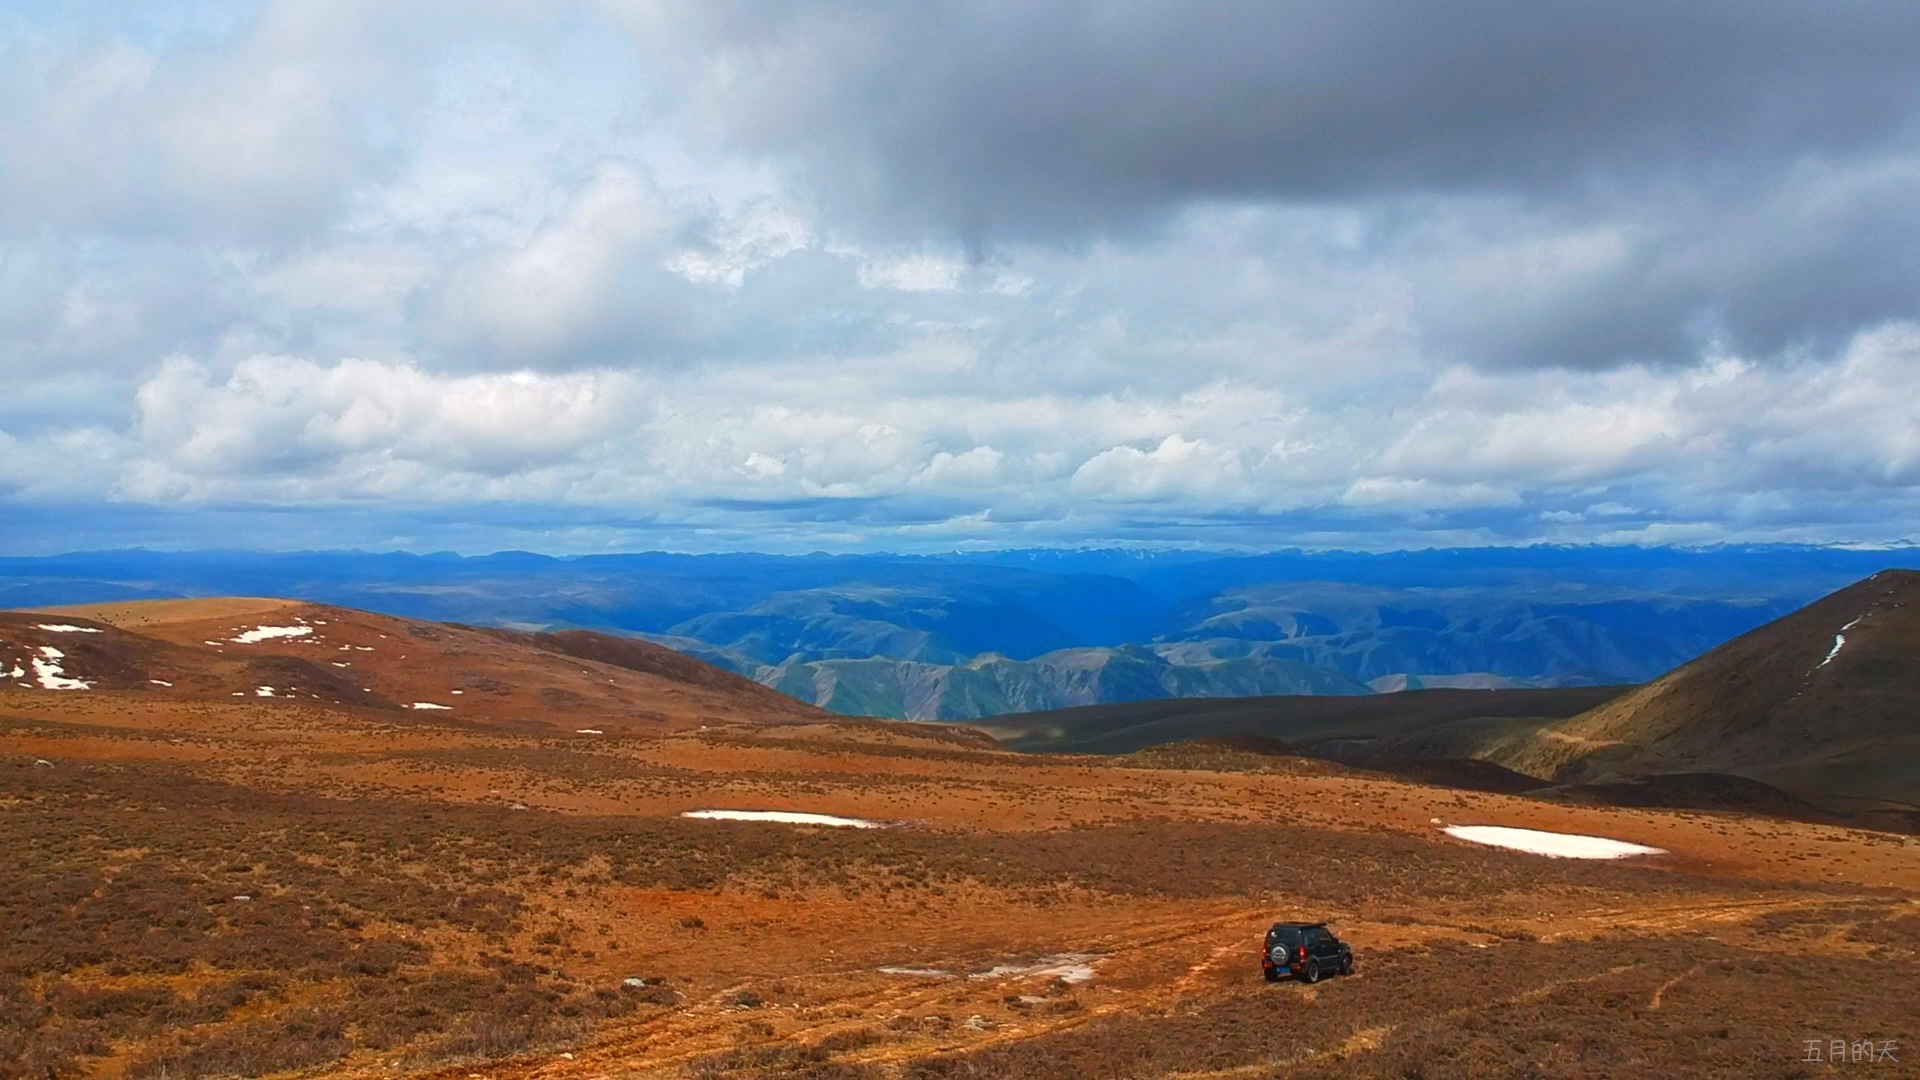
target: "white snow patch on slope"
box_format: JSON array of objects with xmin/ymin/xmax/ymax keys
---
[
  {"xmin": 1444, "ymin": 825, "xmax": 1664, "ymax": 859},
  {"xmin": 35, "ymin": 624, "xmax": 101, "ymax": 634},
  {"xmin": 231, "ymin": 626, "xmax": 313, "ymax": 644},
  {"xmin": 1816, "ymin": 635, "xmax": 1846, "ymax": 669},
  {"xmin": 255, "ymin": 687, "xmax": 277, "ymax": 697},
  {"xmin": 681, "ymin": 809, "xmax": 882, "ymax": 828},
  {"xmin": 878, "ymin": 967, "xmax": 954, "ymax": 978},
  {"xmin": 6, "ymin": 663, "xmax": 26, "ymax": 679},
  {"xmin": 1814, "ymin": 614, "xmax": 1868, "ymax": 671},
  {"xmin": 409, "ymin": 702, "xmax": 451, "ymax": 710},
  {"xmin": 32, "ymin": 646, "xmax": 91, "ymax": 691},
  {"xmin": 150, "ymin": 679, "xmax": 172, "ymax": 687}
]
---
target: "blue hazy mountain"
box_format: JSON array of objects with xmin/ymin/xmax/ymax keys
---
[{"xmin": 1, "ymin": 545, "xmax": 1910, "ymax": 719}]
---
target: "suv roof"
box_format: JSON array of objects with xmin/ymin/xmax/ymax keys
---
[{"xmin": 1269, "ymin": 922, "xmax": 1327, "ymax": 931}]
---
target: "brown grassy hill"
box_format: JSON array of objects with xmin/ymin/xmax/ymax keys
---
[
  {"xmin": 5, "ymin": 598, "xmax": 825, "ymax": 733},
  {"xmin": 1491, "ymin": 569, "xmax": 1920, "ymax": 809}
]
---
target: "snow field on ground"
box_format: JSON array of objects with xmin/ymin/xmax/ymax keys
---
[
  {"xmin": 230, "ymin": 625, "xmax": 313, "ymax": 644},
  {"xmin": 31, "ymin": 646, "xmax": 91, "ymax": 690},
  {"xmin": 1443, "ymin": 824, "xmax": 1665, "ymax": 859},
  {"xmin": 681, "ymin": 809, "xmax": 882, "ymax": 828}
]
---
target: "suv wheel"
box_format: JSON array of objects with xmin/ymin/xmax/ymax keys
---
[
  {"xmin": 1340, "ymin": 954, "xmax": 1354, "ymax": 976},
  {"xmin": 1302, "ymin": 959, "xmax": 1321, "ymax": 984}
]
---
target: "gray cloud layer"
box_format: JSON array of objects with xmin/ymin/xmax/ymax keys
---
[
  {"xmin": 1, "ymin": 1, "xmax": 1917, "ymax": 552},
  {"xmin": 646, "ymin": 1, "xmax": 1920, "ymax": 367},
  {"xmin": 659, "ymin": 2, "xmax": 1920, "ymax": 227}
]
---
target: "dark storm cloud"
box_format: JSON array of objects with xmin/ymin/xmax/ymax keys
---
[
  {"xmin": 677, "ymin": 1, "xmax": 1920, "ymax": 230},
  {"xmin": 653, "ymin": 0, "xmax": 1920, "ymax": 367},
  {"xmin": 1416, "ymin": 169, "xmax": 1920, "ymax": 367}
]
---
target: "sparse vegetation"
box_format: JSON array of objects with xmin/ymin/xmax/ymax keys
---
[{"xmin": 1, "ymin": 598, "xmax": 1912, "ymax": 1078}]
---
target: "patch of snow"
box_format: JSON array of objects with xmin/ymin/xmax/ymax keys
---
[
  {"xmin": 31, "ymin": 646, "xmax": 92, "ymax": 691},
  {"xmin": 1814, "ymin": 614, "xmax": 1870, "ymax": 672},
  {"xmin": 150, "ymin": 679, "xmax": 172, "ymax": 687},
  {"xmin": 681, "ymin": 809, "xmax": 883, "ymax": 829},
  {"xmin": 231, "ymin": 625, "xmax": 313, "ymax": 644},
  {"xmin": 6, "ymin": 664, "xmax": 24, "ymax": 679},
  {"xmin": 35, "ymin": 624, "xmax": 101, "ymax": 634},
  {"xmin": 970, "ymin": 954, "xmax": 1102, "ymax": 984},
  {"xmin": 255, "ymin": 687, "xmax": 277, "ymax": 697},
  {"xmin": 878, "ymin": 967, "xmax": 954, "ymax": 978},
  {"xmin": 331, "ymin": 662, "xmax": 349, "ymax": 668},
  {"xmin": 409, "ymin": 702, "xmax": 451, "ymax": 710},
  {"xmin": 1443, "ymin": 825, "xmax": 1665, "ymax": 859},
  {"xmin": 576, "ymin": 728, "xmax": 604, "ymax": 734},
  {"xmin": 354, "ymin": 646, "xmax": 373, "ymax": 652},
  {"xmin": 450, "ymin": 689, "xmax": 464, "ymax": 695},
  {"xmin": 1815, "ymin": 634, "xmax": 1846, "ymax": 669}
]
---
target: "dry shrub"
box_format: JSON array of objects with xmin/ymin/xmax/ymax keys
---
[{"xmin": 127, "ymin": 1007, "xmax": 350, "ymax": 1079}]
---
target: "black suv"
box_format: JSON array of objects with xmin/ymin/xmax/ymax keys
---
[{"xmin": 1262, "ymin": 922, "xmax": 1353, "ymax": 983}]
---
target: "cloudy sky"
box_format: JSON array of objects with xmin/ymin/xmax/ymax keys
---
[{"xmin": 3, "ymin": 1, "xmax": 1919, "ymax": 554}]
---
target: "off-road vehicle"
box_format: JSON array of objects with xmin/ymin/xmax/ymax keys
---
[{"xmin": 1262, "ymin": 922, "xmax": 1353, "ymax": 983}]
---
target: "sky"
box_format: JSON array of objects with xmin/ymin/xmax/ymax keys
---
[{"xmin": 2, "ymin": 1, "xmax": 1919, "ymax": 555}]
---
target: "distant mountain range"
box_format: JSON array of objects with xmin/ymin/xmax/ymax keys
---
[
  {"xmin": 1, "ymin": 545, "xmax": 1911, "ymax": 719},
  {"xmin": 991, "ymin": 570, "xmax": 1920, "ymax": 819}
]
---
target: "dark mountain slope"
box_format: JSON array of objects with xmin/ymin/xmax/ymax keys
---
[
  {"xmin": 986, "ymin": 685, "xmax": 1627, "ymax": 755},
  {"xmin": 1492, "ymin": 570, "xmax": 1920, "ymax": 808}
]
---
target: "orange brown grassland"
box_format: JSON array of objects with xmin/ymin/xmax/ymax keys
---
[{"xmin": 2, "ymin": 600, "xmax": 1914, "ymax": 1079}]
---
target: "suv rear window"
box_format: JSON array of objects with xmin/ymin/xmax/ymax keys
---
[{"xmin": 1266, "ymin": 928, "xmax": 1302, "ymax": 948}]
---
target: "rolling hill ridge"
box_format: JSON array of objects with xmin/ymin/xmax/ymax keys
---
[
  {"xmin": 1490, "ymin": 568, "xmax": 1920, "ymax": 810},
  {"xmin": 3, "ymin": 597, "xmax": 825, "ymax": 734},
  {"xmin": 8, "ymin": 546, "xmax": 1890, "ymax": 720}
]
